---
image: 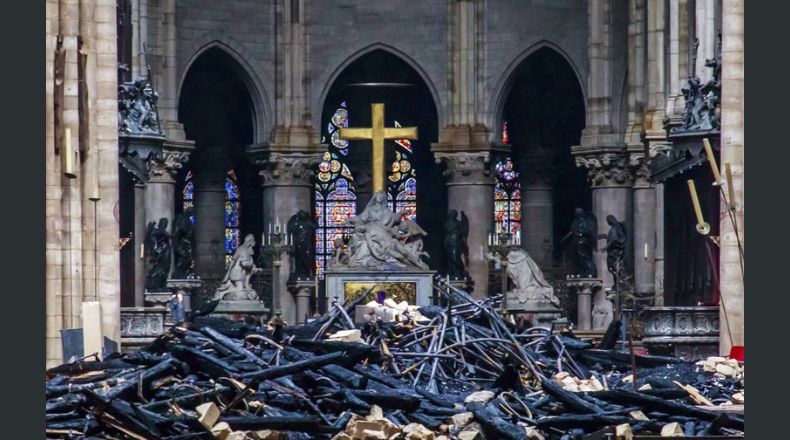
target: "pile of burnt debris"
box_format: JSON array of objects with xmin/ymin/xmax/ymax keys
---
[{"xmin": 46, "ymin": 284, "xmax": 744, "ymax": 439}]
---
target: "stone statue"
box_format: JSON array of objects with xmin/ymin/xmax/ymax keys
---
[
  {"xmin": 599, "ymin": 214, "xmax": 628, "ymax": 277},
  {"xmin": 341, "ymin": 191, "xmax": 429, "ymax": 270},
  {"xmin": 172, "ymin": 208, "xmax": 195, "ymax": 279},
  {"xmin": 118, "ymin": 77, "xmax": 162, "ymax": 135},
  {"xmin": 398, "ymin": 220, "xmax": 429, "ymax": 263},
  {"xmin": 673, "ymin": 34, "xmax": 721, "ymax": 133},
  {"xmin": 330, "ymin": 235, "xmax": 351, "ymax": 267},
  {"xmin": 214, "ymin": 234, "xmax": 262, "ymax": 301},
  {"xmin": 592, "ymin": 287, "xmax": 614, "ymax": 330},
  {"xmin": 443, "ymin": 209, "xmax": 469, "ymax": 279},
  {"xmin": 561, "ymin": 208, "xmax": 598, "ymax": 277},
  {"xmin": 287, "ymin": 210, "xmax": 316, "ymax": 280},
  {"xmin": 487, "ymin": 248, "xmax": 560, "ymax": 307},
  {"xmin": 144, "ymin": 218, "xmax": 171, "ymax": 291}
]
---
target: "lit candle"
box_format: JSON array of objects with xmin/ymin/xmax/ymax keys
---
[
  {"xmin": 703, "ymin": 138, "xmax": 722, "ymax": 185},
  {"xmin": 64, "ymin": 127, "xmax": 71, "ymax": 153},
  {"xmin": 644, "ymin": 242, "xmax": 648, "ymax": 259},
  {"xmin": 687, "ymin": 179, "xmax": 706, "ymax": 228},
  {"xmin": 725, "ymin": 162, "xmax": 736, "ymax": 210}
]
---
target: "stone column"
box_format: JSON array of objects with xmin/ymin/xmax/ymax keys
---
[
  {"xmin": 435, "ymin": 151, "xmax": 495, "ymax": 299},
  {"xmin": 194, "ymin": 149, "xmax": 228, "ymax": 284},
  {"xmin": 257, "ymin": 152, "xmax": 322, "ymax": 324},
  {"xmin": 144, "ymin": 148, "xmax": 190, "ymax": 277},
  {"xmin": 630, "ymin": 159, "xmax": 656, "ymax": 295},
  {"xmin": 719, "ymin": 0, "xmax": 744, "ymax": 355},
  {"xmin": 521, "ymin": 149, "xmax": 556, "ymax": 264},
  {"xmin": 576, "ymin": 152, "xmax": 633, "ymax": 289},
  {"xmin": 653, "ymin": 181, "xmax": 665, "ymax": 305},
  {"xmin": 695, "ymin": 0, "xmax": 719, "ymax": 82}
]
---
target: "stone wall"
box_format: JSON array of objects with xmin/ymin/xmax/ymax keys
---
[
  {"xmin": 164, "ymin": 0, "xmax": 590, "ymax": 140},
  {"xmin": 46, "ymin": 0, "xmax": 120, "ymax": 367}
]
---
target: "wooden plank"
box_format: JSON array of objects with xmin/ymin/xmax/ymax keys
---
[{"xmin": 81, "ymin": 301, "xmax": 104, "ymax": 360}]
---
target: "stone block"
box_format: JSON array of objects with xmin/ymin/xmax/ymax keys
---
[
  {"xmin": 464, "ymin": 390, "xmax": 495, "ymax": 404},
  {"xmin": 196, "ymin": 402, "xmax": 220, "ymax": 428}
]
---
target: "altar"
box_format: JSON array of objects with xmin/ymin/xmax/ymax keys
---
[{"xmin": 324, "ymin": 269, "xmax": 434, "ymax": 306}]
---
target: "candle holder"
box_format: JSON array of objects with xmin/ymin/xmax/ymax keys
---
[
  {"xmin": 261, "ymin": 228, "xmax": 293, "ymax": 314},
  {"xmin": 485, "ymin": 230, "xmax": 522, "ymax": 311}
]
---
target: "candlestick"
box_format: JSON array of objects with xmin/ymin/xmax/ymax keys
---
[
  {"xmin": 62, "ymin": 127, "xmax": 76, "ymax": 178},
  {"xmin": 725, "ymin": 162, "xmax": 736, "ymax": 211},
  {"xmin": 703, "ymin": 138, "xmax": 722, "ymax": 185},
  {"xmin": 687, "ymin": 179, "xmax": 709, "ymax": 235}
]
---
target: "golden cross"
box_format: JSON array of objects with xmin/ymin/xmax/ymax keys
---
[{"xmin": 339, "ymin": 103, "xmax": 418, "ymax": 192}]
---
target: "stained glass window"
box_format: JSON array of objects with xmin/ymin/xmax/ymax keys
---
[
  {"xmin": 315, "ymin": 102, "xmax": 357, "ymax": 279},
  {"xmin": 387, "ymin": 121, "xmax": 417, "ymax": 222},
  {"xmin": 225, "ymin": 170, "xmax": 241, "ymax": 267},
  {"xmin": 182, "ymin": 170, "xmax": 241, "ymax": 267},
  {"xmin": 494, "ymin": 157, "xmax": 521, "ymax": 236},
  {"xmin": 182, "ymin": 171, "xmax": 195, "ymax": 223}
]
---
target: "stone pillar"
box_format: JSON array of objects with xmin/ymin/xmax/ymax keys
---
[
  {"xmin": 521, "ymin": 149, "xmax": 555, "ymax": 264},
  {"xmin": 625, "ymin": 0, "xmax": 646, "ymax": 149},
  {"xmin": 435, "ymin": 151, "xmax": 495, "ymax": 299},
  {"xmin": 653, "ymin": 182, "xmax": 665, "ymax": 305},
  {"xmin": 144, "ymin": 148, "xmax": 190, "ymax": 279},
  {"xmin": 719, "ymin": 0, "xmax": 744, "ymax": 355},
  {"xmin": 134, "ymin": 183, "xmax": 146, "ymax": 306},
  {"xmin": 194, "ymin": 150, "xmax": 228, "ymax": 284},
  {"xmin": 631, "ymin": 159, "xmax": 656, "ymax": 295},
  {"xmin": 695, "ymin": 0, "xmax": 719, "ymax": 82},
  {"xmin": 577, "ymin": 286, "xmax": 593, "ymax": 331},
  {"xmin": 257, "ymin": 152, "xmax": 322, "ymax": 324},
  {"xmin": 576, "ymin": 152, "xmax": 633, "ymax": 289}
]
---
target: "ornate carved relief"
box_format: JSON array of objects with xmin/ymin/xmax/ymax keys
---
[
  {"xmin": 575, "ymin": 152, "xmax": 632, "ymax": 188},
  {"xmin": 147, "ymin": 149, "xmax": 190, "ymax": 182},
  {"xmin": 258, "ymin": 152, "xmax": 322, "ymax": 187},
  {"xmin": 434, "ymin": 151, "xmax": 493, "ymax": 185}
]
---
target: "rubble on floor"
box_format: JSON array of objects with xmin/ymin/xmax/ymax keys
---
[{"xmin": 45, "ymin": 283, "xmax": 744, "ymax": 439}]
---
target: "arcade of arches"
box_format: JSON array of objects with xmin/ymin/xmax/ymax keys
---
[{"xmin": 45, "ymin": 0, "xmax": 744, "ymax": 366}]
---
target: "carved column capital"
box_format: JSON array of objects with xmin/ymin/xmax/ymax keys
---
[
  {"xmin": 574, "ymin": 151, "xmax": 633, "ymax": 188},
  {"xmin": 434, "ymin": 151, "xmax": 494, "ymax": 185},
  {"xmin": 257, "ymin": 152, "xmax": 322, "ymax": 187},
  {"xmin": 629, "ymin": 155, "xmax": 653, "ymax": 189},
  {"xmin": 147, "ymin": 148, "xmax": 191, "ymax": 183}
]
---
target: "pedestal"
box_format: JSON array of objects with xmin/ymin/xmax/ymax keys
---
[
  {"xmin": 211, "ymin": 301, "xmax": 271, "ymax": 324},
  {"xmin": 641, "ymin": 306, "xmax": 720, "ymax": 360},
  {"xmin": 144, "ymin": 290, "xmax": 171, "ymax": 308},
  {"xmin": 325, "ymin": 270, "xmax": 435, "ymax": 306},
  {"xmin": 566, "ymin": 277, "xmax": 602, "ymax": 331},
  {"xmin": 288, "ymin": 279, "xmax": 315, "ymax": 325},
  {"xmin": 120, "ymin": 307, "xmax": 168, "ymax": 351},
  {"xmin": 166, "ymin": 278, "xmax": 202, "ymax": 312}
]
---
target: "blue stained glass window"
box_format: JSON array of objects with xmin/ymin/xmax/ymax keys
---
[
  {"xmin": 182, "ymin": 170, "xmax": 242, "ymax": 267},
  {"xmin": 315, "ymin": 103, "xmax": 357, "ymax": 279},
  {"xmin": 182, "ymin": 171, "xmax": 196, "ymax": 223},
  {"xmin": 225, "ymin": 170, "xmax": 241, "ymax": 267}
]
